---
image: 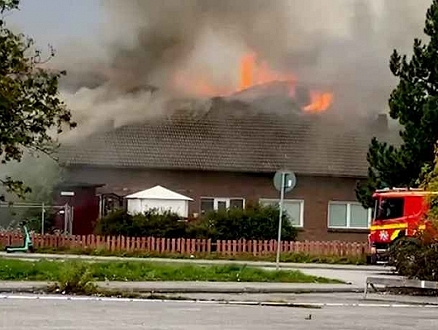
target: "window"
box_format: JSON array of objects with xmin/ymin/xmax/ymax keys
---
[
  {"xmin": 259, "ymin": 199, "xmax": 304, "ymax": 227},
  {"xmin": 328, "ymin": 202, "xmax": 372, "ymax": 229},
  {"xmin": 200, "ymin": 198, "xmax": 245, "ymax": 213},
  {"xmin": 230, "ymin": 199, "xmax": 244, "ymax": 209},
  {"xmin": 374, "ymin": 197, "xmax": 404, "ymax": 221},
  {"xmin": 200, "ymin": 198, "xmax": 214, "ymax": 214}
]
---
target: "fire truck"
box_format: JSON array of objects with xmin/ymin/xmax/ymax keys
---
[{"xmin": 367, "ymin": 187, "xmax": 438, "ymax": 264}]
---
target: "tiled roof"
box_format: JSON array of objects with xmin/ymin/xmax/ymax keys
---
[{"xmin": 58, "ymin": 97, "xmax": 398, "ymax": 178}]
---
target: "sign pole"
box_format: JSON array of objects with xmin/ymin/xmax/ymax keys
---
[
  {"xmin": 276, "ymin": 172, "xmax": 286, "ymax": 271},
  {"xmin": 41, "ymin": 202, "xmax": 45, "ymax": 235}
]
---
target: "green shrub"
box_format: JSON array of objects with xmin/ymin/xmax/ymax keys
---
[
  {"xmin": 96, "ymin": 204, "xmax": 297, "ymax": 241},
  {"xmin": 95, "ymin": 208, "xmax": 186, "ymax": 238},
  {"xmin": 388, "ymin": 235, "xmax": 438, "ymax": 281},
  {"xmin": 391, "ymin": 146, "xmax": 438, "ymax": 280},
  {"xmin": 51, "ymin": 262, "xmax": 97, "ymax": 295},
  {"xmin": 27, "ymin": 209, "xmax": 57, "ymax": 234},
  {"xmin": 188, "ymin": 203, "xmax": 298, "ymax": 241},
  {"xmin": 94, "ymin": 209, "xmax": 132, "ymax": 236},
  {"xmin": 131, "ymin": 210, "xmax": 186, "ymax": 238}
]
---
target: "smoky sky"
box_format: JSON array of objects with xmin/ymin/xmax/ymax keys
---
[{"xmin": 54, "ymin": 0, "xmax": 433, "ymax": 140}]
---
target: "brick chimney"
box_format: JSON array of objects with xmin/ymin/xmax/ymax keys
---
[{"xmin": 375, "ymin": 113, "xmax": 388, "ymax": 132}]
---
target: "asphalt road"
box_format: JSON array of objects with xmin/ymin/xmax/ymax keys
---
[{"xmin": 1, "ymin": 296, "xmax": 437, "ymax": 330}]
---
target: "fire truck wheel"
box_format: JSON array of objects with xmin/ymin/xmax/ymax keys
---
[{"xmin": 366, "ymin": 254, "xmax": 377, "ymax": 265}]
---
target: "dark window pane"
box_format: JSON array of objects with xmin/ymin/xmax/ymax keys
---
[
  {"xmin": 217, "ymin": 201, "xmax": 227, "ymax": 210},
  {"xmin": 200, "ymin": 198, "xmax": 214, "ymax": 214},
  {"xmin": 230, "ymin": 199, "xmax": 244, "ymax": 209},
  {"xmin": 376, "ymin": 197, "xmax": 404, "ymax": 220}
]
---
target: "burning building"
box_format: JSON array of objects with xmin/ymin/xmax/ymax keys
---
[
  {"xmin": 58, "ymin": 83, "xmax": 397, "ymax": 241},
  {"xmin": 53, "ymin": 0, "xmax": 418, "ymax": 240}
]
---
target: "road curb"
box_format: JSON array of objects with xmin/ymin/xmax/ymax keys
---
[
  {"xmin": 0, "ymin": 293, "xmax": 438, "ymax": 309},
  {"xmin": 102, "ymin": 286, "xmax": 363, "ymax": 294},
  {"xmin": 0, "ymin": 282, "xmax": 363, "ymax": 295},
  {"xmin": 0, "ymin": 285, "xmax": 49, "ymax": 294}
]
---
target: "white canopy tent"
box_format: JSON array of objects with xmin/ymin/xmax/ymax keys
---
[{"xmin": 125, "ymin": 185, "xmax": 193, "ymax": 218}]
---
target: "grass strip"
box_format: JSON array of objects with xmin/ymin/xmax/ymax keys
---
[{"xmin": 0, "ymin": 258, "xmax": 343, "ymax": 283}]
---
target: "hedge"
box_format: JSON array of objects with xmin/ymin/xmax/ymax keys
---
[{"xmin": 95, "ymin": 203, "xmax": 298, "ymax": 241}]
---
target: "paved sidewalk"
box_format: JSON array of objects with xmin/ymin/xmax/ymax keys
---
[
  {"xmin": 0, "ymin": 252, "xmax": 387, "ymax": 271},
  {"xmin": 0, "ymin": 281, "xmax": 361, "ymax": 294}
]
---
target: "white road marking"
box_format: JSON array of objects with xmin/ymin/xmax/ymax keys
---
[{"xmin": 0, "ymin": 294, "xmax": 437, "ymax": 308}]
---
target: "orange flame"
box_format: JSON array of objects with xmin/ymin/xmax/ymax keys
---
[
  {"xmin": 238, "ymin": 53, "xmax": 297, "ymax": 96},
  {"xmin": 173, "ymin": 51, "xmax": 334, "ymax": 113},
  {"xmin": 239, "ymin": 53, "xmax": 255, "ymax": 90},
  {"xmin": 303, "ymin": 91, "xmax": 334, "ymax": 113}
]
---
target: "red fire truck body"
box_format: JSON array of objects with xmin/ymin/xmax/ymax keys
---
[{"xmin": 368, "ymin": 188, "xmax": 437, "ymax": 263}]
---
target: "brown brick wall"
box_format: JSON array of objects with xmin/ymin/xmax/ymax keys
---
[{"xmin": 66, "ymin": 166, "xmax": 368, "ymax": 242}]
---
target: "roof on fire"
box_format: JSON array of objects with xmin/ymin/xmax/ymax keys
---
[{"xmin": 58, "ymin": 97, "xmax": 400, "ymax": 178}]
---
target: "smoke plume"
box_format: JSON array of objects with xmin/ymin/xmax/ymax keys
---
[{"xmin": 53, "ymin": 0, "xmax": 433, "ymax": 140}]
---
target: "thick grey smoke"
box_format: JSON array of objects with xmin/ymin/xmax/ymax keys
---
[
  {"xmin": 55, "ymin": 0, "xmax": 433, "ymax": 140},
  {"xmin": 3, "ymin": 0, "xmax": 432, "ymax": 202}
]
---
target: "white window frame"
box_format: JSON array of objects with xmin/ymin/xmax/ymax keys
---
[
  {"xmin": 200, "ymin": 197, "xmax": 246, "ymax": 212},
  {"xmin": 259, "ymin": 198, "xmax": 304, "ymax": 228},
  {"xmin": 327, "ymin": 201, "xmax": 372, "ymax": 230}
]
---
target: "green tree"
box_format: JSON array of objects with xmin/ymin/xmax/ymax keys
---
[
  {"xmin": 0, "ymin": 0, "xmax": 75, "ymax": 199},
  {"xmin": 419, "ymin": 143, "xmax": 438, "ymax": 223},
  {"xmin": 356, "ymin": 0, "xmax": 438, "ymax": 208}
]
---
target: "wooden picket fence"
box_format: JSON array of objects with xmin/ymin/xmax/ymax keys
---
[{"xmin": 0, "ymin": 233, "xmax": 369, "ymax": 257}]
